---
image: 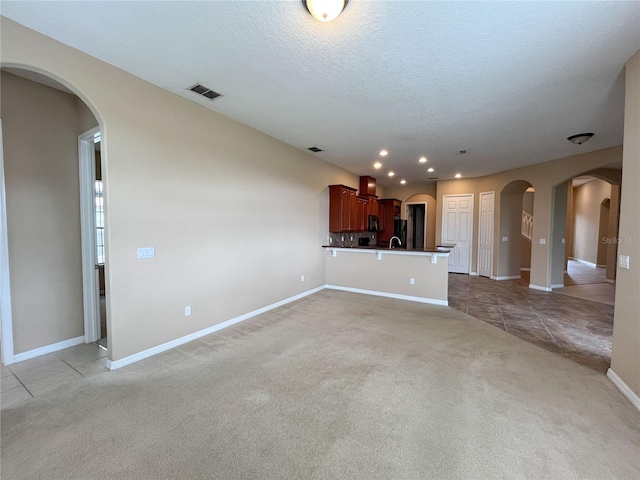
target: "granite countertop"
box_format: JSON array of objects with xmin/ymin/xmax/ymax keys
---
[{"xmin": 322, "ymin": 245, "xmax": 450, "ymax": 253}]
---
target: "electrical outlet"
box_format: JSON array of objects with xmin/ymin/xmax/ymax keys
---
[
  {"xmin": 301, "ymin": 275, "xmax": 305, "ymax": 282},
  {"xmin": 184, "ymin": 306, "xmax": 191, "ymax": 317},
  {"xmin": 410, "ymin": 278, "xmax": 415, "ymax": 285},
  {"xmin": 502, "ymin": 237, "xmax": 508, "ymax": 242}
]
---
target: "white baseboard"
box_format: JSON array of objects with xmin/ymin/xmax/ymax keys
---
[
  {"xmin": 325, "ymin": 285, "xmax": 448, "ymax": 306},
  {"xmin": 469, "ymin": 271, "xmax": 478, "ymax": 276},
  {"xmin": 605, "ymin": 278, "xmax": 616, "ymax": 284},
  {"xmin": 491, "ymin": 275, "xmax": 521, "ymax": 281},
  {"xmin": 520, "ymin": 268, "xmax": 530, "ymax": 272},
  {"xmin": 13, "ymin": 335, "xmax": 85, "ymax": 363},
  {"xmin": 106, "ymin": 286, "xmax": 325, "ymax": 371},
  {"xmin": 550, "ymin": 283, "xmax": 564, "ymax": 289},
  {"xmin": 529, "ymin": 284, "xmax": 552, "ymax": 292},
  {"xmin": 607, "ymin": 368, "xmax": 640, "ymax": 412}
]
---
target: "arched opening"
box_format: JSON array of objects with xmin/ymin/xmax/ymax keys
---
[
  {"xmin": 405, "ymin": 193, "xmax": 436, "ymax": 250},
  {"xmin": 497, "ymin": 180, "xmax": 534, "ymax": 280},
  {"xmin": 0, "ymin": 66, "xmax": 108, "ymax": 367}
]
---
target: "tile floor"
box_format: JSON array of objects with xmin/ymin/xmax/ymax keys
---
[
  {"xmin": 1, "ymin": 342, "xmax": 108, "ymax": 408},
  {"xmin": 449, "ymin": 260, "xmax": 614, "ymax": 372}
]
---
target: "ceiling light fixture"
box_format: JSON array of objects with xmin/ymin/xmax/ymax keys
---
[
  {"xmin": 427, "ymin": 167, "xmax": 434, "ymax": 173},
  {"xmin": 303, "ymin": 0, "xmax": 348, "ymax": 22},
  {"xmin": 400, "ymin": 179, "xmax": 407, "ymax": 185},
  {"xmin": 379, "ymin": 149, "xmax": 388, "ymax": 157},
  {"xmin": 567, "ymin": 133, "xmax": 594, "ymax": 145},
  {"xmin": 419, "ymin": 157, "xmax": 427, "ymax": 163},
  {"xmin": 388, "ymin": 171, "xmax": 395, "ymax": 177},
  {"xmin": 455, "ymin": 173, "xmax": 462, "ymax": 179},
  {"xmin": 373, "ymin": 162, "xmax": 382, "ymax": 169}
]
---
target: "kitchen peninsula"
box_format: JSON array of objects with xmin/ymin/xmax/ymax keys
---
[{"xmin": 323, "ymin": 246, "xmax": 450, "ymax": 305}]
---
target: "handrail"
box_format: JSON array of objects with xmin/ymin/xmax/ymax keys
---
[{"xmin": 522, "ymin": 211, "xmax": 533, "ymax": 240}]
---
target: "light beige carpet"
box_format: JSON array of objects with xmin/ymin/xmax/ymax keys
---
[{"xmin": 2, "ymin": 290, "xmax": 639, "ymax": 479}]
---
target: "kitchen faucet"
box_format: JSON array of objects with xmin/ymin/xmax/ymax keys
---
[{"xmin": 389, "ymin": 236, "xmax": 402, "ymax": 249}]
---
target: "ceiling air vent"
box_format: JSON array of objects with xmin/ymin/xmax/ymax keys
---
[
  {"xmin": 308, "ymin": 147, "xmax": 323, "ymax": 152},
  {"xmin": 457, "ymin": 148, "xmax": 469, "ymax": 155},
  {"xmin": 188, "ymin": 83, "xmax": 221, "ymax": 100},
  {"xmin": 428, "ymin": 177, "xmax": 439, "ymax": 180}
]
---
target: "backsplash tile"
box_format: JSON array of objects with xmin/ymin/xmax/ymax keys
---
[{"xmin": 327, "ymin": 231, "xmax": 378, "ymax": 247}]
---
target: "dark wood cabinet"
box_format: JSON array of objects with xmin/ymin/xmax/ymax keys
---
[
  {"xmin": 356, "ymin": 196, "xmax": 369, "ymax": 231},
  {"xmin": 329, "ymin": 185, "xmax": 358, "ymax": 232},
  {"xmin": 378, "ymin": 198, "xmax": 402, "ymax": 243},
  {"xmin": 359, "ymin": 176, "xmax": 377, "ymax": 196}
]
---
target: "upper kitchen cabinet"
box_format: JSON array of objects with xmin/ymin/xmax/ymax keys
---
[
  {"xmin": 359, "ymin": 176, "xmax": 377, "ymax": 197},
  {"xmin": 329, "ymin": 185, "xmax": 357, "ymax": 232}
]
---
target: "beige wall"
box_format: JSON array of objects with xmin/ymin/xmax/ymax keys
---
[
  {"xmin": 383, "ymin": 183, "xmax": 437, "ymax": 249},
  {"xmin": 1, "ymin": 71, "xmax": 97, "ymax": 353},
  {"xmin": 435, "ymin": 147, "xmax": 623, "ymax": 287},
  {"xmin": 325, "ymin": 250, "xmax": 448, "ymax": 302},
  {"xmin": 611, "ymin": 49, "xmax": 640, "ymax": 397},
  {"xmin": 571, "ymin": 179, "xmax": 612, "ymax": 265},
  {"xmin": 1, "ymin": 17, "xmax": 358, "ymax": 361}
]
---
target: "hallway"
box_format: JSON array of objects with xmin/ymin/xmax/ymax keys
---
[{"xmin": 448, "ymin": 261, "xmax": 614, "ymax": 372}]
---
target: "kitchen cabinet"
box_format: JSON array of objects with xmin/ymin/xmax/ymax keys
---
[
  {"xmin": 356, "ymin": 196, "xmax": 369, "ymax": 231},
  {"xmin": 378, "ymin": 198, "xmax": 402, "ymax": 243},
  {"xmin": 329, "ymin": 185, "xmax": 358, "ymax": 232}
]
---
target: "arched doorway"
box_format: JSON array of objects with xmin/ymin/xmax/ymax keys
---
[
  {"xmin": 0, "ymin": 66, "xmax": 107, "ymax": 366},
  {"xmin": 497, "ymin": 180, "xmax": 534, "ymax": 280}
]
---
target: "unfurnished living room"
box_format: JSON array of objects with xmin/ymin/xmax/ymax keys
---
[{"xmin": 1, "ymin": 2, "xmax": 639, "ymax": 479}]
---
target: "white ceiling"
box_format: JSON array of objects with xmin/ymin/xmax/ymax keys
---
[{"xmin": 2, "ymin": 1, "xmax": 639, "ymax": 187}]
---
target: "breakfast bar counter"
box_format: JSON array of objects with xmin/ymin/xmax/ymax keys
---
[{"xmin": 323, "ymin": 246, "xmax": 450, "ymax": 305}]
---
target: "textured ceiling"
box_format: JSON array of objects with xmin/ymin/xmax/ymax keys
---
[{"xmin": 2, "ymin": 1, "xmax": 639, "ymax": 186}]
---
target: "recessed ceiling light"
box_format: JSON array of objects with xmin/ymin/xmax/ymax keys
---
[
  {"xmin": 567, "ymin": 133, "xmax": 594, "ymax": 145},
  {"xmin": 379, "ymin": 149, "xmax": 388, "ymax": 157},
  {"xmin": 400, "ymin": 179, "xmax": 406, "ymax": 185},
  {"xmin": 419, "ymin": 157, "xmax": 427, "ymax": 163},
  {"xmin": 373, "ymin": 162, "xmax": 382, "ymax": 169},
  {"xmin": 388, "ymin": 171, "xmax": 395, "ymax": 177},
  {"xmin": 455, "ymin": 173, "xmax": 462, "ymax": 179},
  {"xmin": 427, "ymin": 167, "xmax": 435, "ymax": 173}
]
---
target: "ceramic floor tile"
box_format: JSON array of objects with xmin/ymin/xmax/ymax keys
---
[
  {"xmin": 449, "ymin": 259, "xmax": 613, "ymax": 372},
  {"xmin": 11, "ymin": 358, "xmax": 73, "ymax": 384},
  {"xmin": 56, "ymin": 344, "xmax": 108, "ymax": 367},
  {"xmin": 8, "ymin": 353, "xmax": 60, "ymax": 374},
  {"xmin": 1, "ymin": 366, "xmax": 13, "ymax": 378},
  {"xmin": 1, "ymin": 375, "xmax": 22, "ymax": 393},
  {"xmin": 25, "ymin": 369, "xmax": 83, "ymax": 397},
  {"xmin": 74, "ymin": 357, "xmax": 108, "ymax": 378},
  {"xmin": 1, "ymin": 385, "xmax": 32, "ymax": 407}
]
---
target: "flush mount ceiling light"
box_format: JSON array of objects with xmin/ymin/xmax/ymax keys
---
[
  {"xmin": 303, "ymin": 0, "xmax": 348, "ymax": 22},
  {"xmin": 567, "ymin": 133, "xmax": 594, "ymax": 145}
]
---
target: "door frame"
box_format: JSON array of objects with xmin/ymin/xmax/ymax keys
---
[
  {"xmin": 405, "ymin": 202, "xmax": 427, "ymax": 249},
  {"xmin": 477, "ymin": 191, "xmax": 495, "ymax": 278},
  {"xmin": 79, "ymin": 127, "xmax": 101, "ymax": 343},
  {"xmin": 0, "ymin": 119, "xmax": 16, "ymax": 365},
  {"xmin": 442, "ymin": 193, "xmax": 474, "ymax": 274}
]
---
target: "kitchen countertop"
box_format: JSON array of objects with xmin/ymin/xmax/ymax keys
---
[{"xmin": 322, "ymin": 245, "xmax": 451, "ymax": 254}]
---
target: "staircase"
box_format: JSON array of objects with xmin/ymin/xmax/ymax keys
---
[{"xmin": 522, "ymin": 211, "xmax": 533, "ymax": 240}]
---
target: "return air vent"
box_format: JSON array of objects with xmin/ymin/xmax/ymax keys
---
[
  {"xmin": 308, "ymin": 147, "xmax": 323, "ymax": 152},
  {"xmin": 188, "ymin": 83, "xmax": 221, "ymax": 100},
  {"xmin": 428, "ymin": 177, "xmax": 439, "ymax": 180},
  {"xmin": 457, "ymin": 148, "xmax": 469, "ymax": 155}
]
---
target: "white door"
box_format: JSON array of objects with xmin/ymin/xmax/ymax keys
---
[
  {"xmin": 442, "ymin": 194, "xmax": 474, "ymax": 274},
  {"xmin": 478, "ymin": 192, "xmax": 494, "ymax": 278}
]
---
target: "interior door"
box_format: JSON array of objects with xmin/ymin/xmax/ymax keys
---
[
  {"xmin": 478, "ymin": 192, "xmax": 494, "ymax": 278},
  {"xmin": 442, "ymin": 194, "xmax": 474, "ymax": 273}
]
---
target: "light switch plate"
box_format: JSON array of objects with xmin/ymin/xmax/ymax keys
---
[
  {"xmin": 137, "ymin": 247, "xmax": 155, "ymax": 259},
  {"xmin": 502, "ymin": 236, "xmax": 508, "ymax": 242},
  {"xmin": 539, "ymin": 239, "xmax": 546, "ymax": 245},
  {"xmin": 618, "ymin": 255, "xmax": 630, "ymax": 269}
]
